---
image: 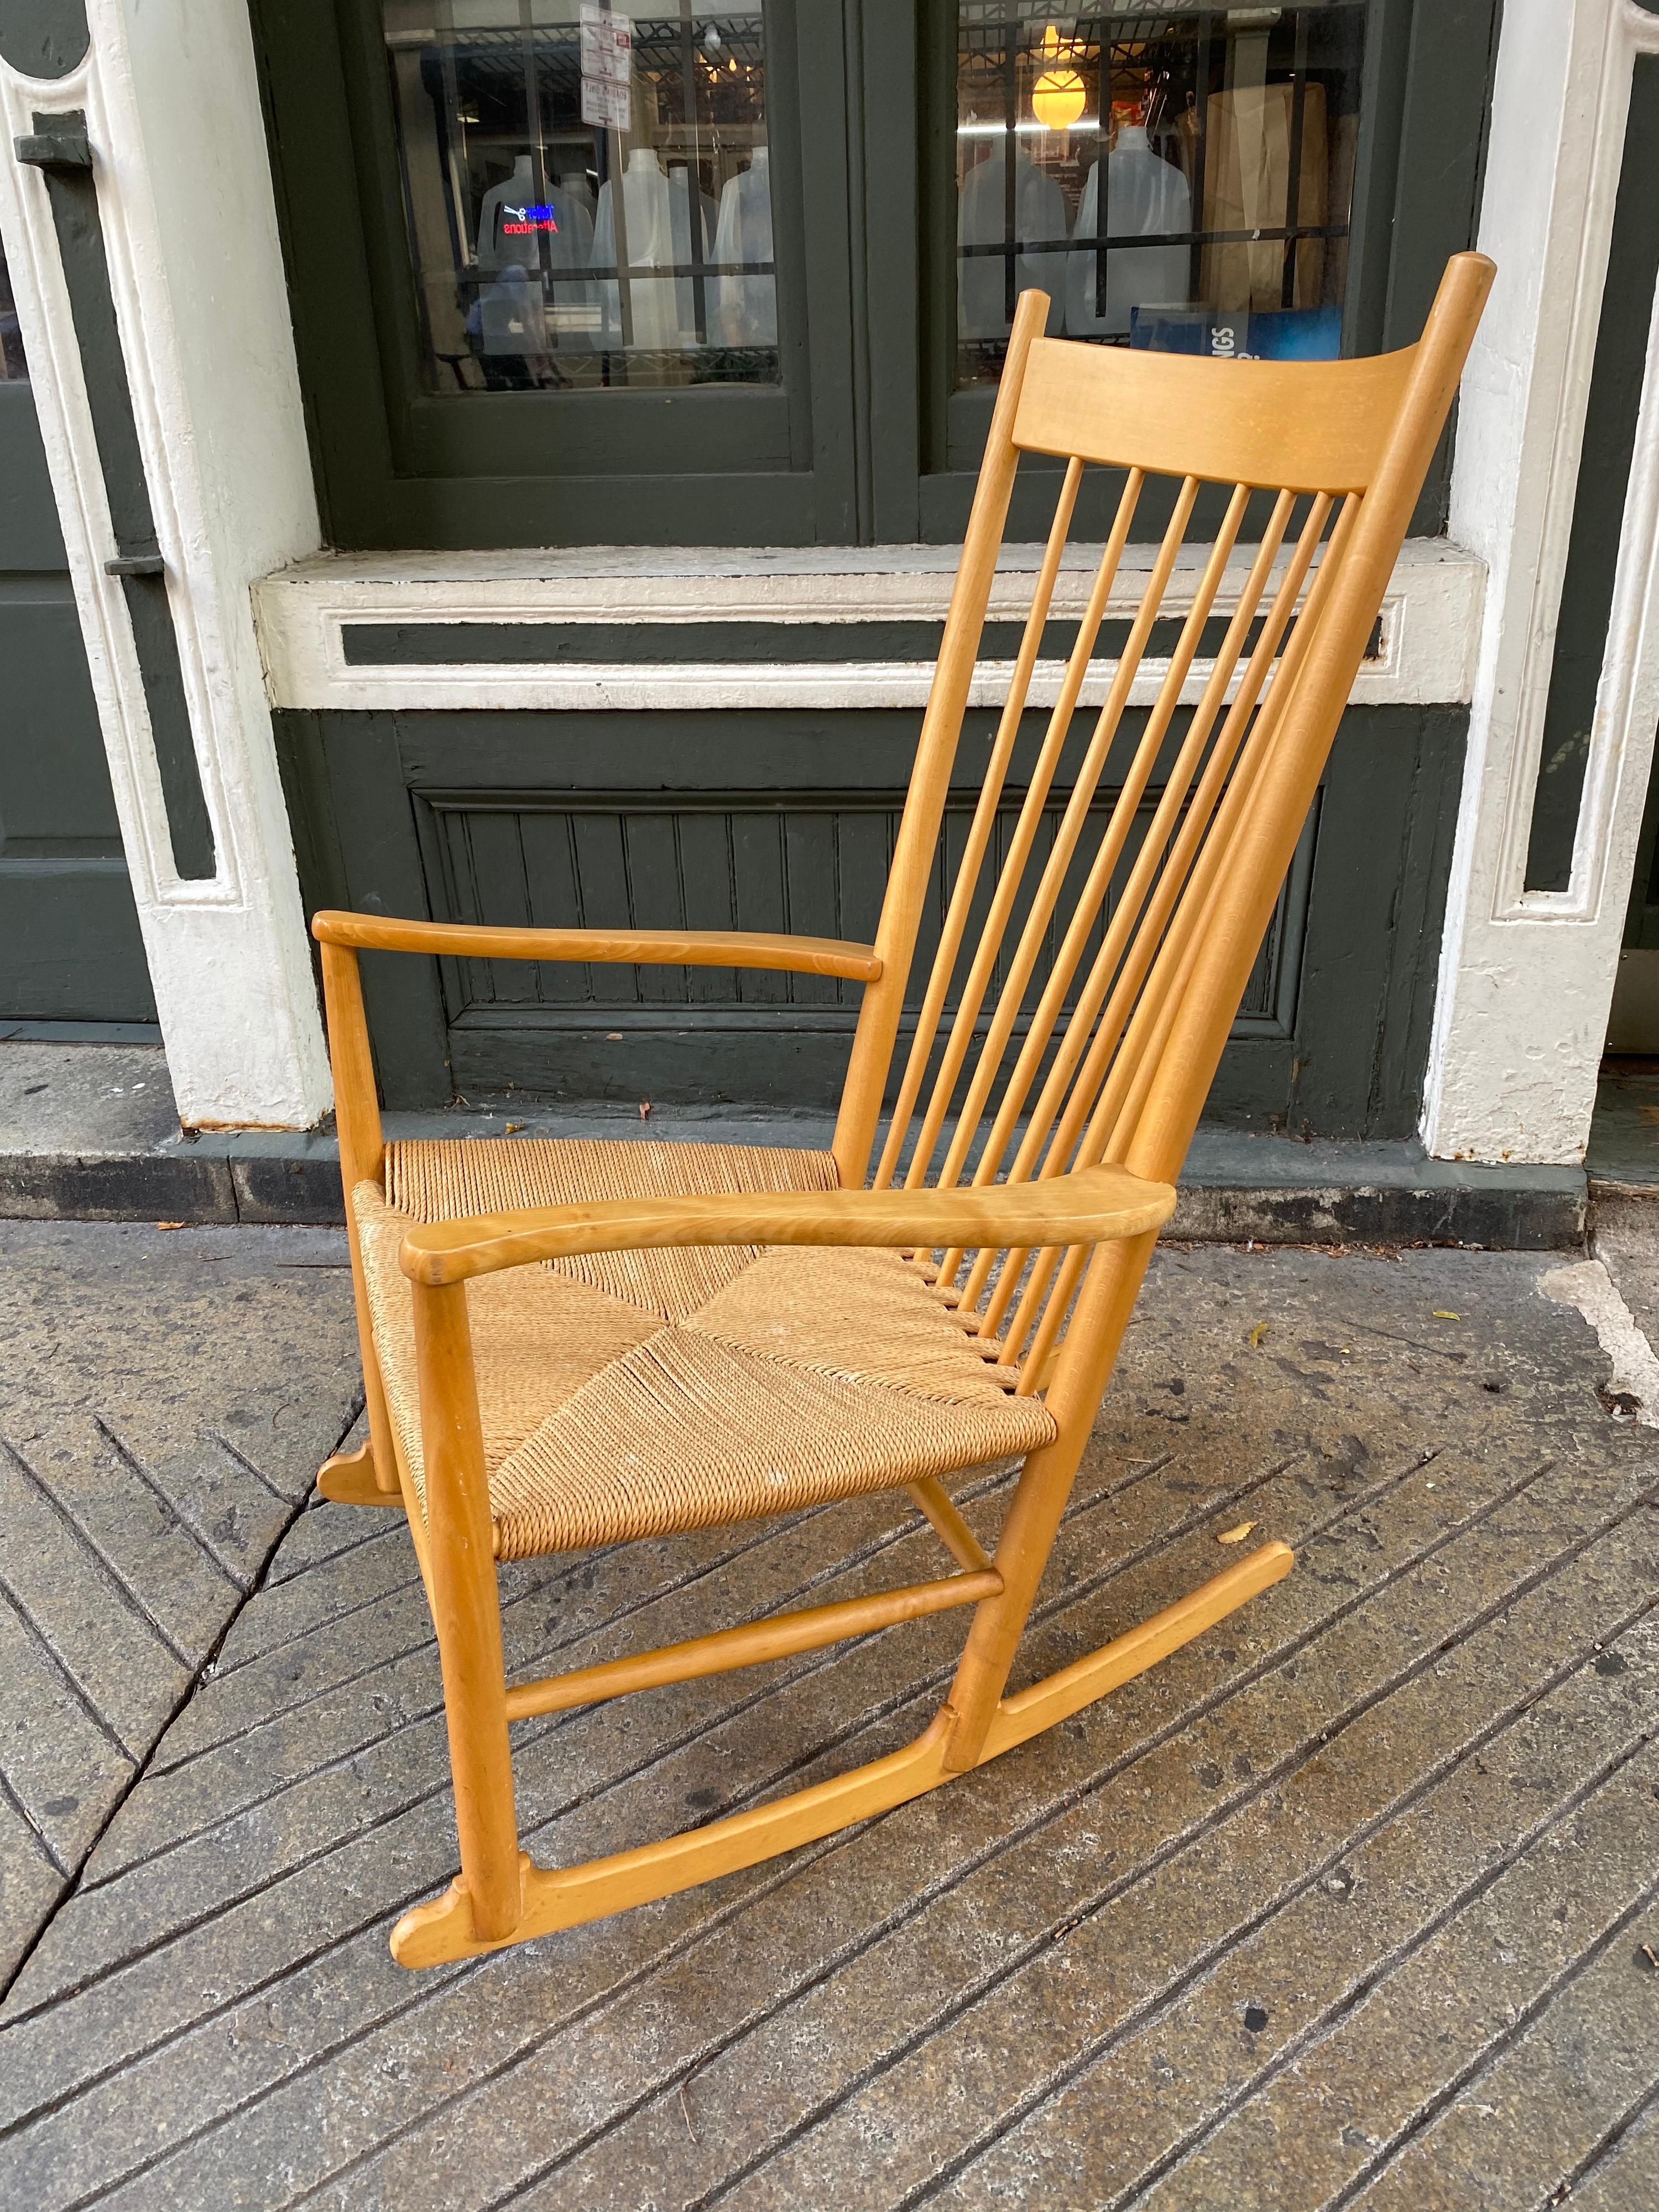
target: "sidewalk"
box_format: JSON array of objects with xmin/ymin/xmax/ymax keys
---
[
  {"xmin": 0, "ymin": 1221, "xmax": 361, "ymax": 1981},
  {"xmin": 0, "ymin": 1039, "xmax": 1588, "ymax": 1249},
  {"xmin": 1, "ymin": 1216, "xmax": 1656, "ymax": 2208}
]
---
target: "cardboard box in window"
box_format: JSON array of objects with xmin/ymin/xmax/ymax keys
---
[{"xmin": 1201, "ymin": 81, "xmax": 1328, "ymax": 314}]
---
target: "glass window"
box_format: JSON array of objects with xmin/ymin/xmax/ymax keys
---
[
  {"xmin": 384, "ymin": 1, "xmax": 778, "ymax": 393},
  {"xmin": 954, "ymin": 3, "xmax": 1366, "ymax": 387},
  {"xmin": 0, "ymin": 243, "xmax": 28, "ymax": 380}
]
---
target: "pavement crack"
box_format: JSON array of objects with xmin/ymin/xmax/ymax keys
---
[
  {"xmin": 0, "ymin": 1395, "xmax": 364, "ymax": 2014},
  {"xmin": 1550, "ymin": 2070, "xmax": 1659, "ymax": 2206},
  {"xmin": 0, "ymin": 1762, "xmax": 69, "ymax": 1881},
  {"xmin": 211, "ymin": 1431, "xmax": 309, "ymax": 1509}
]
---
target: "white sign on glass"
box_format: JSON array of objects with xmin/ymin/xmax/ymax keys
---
[{"xmin": 581, "ymin": 3, "xmax": 633, "ymax": 133}]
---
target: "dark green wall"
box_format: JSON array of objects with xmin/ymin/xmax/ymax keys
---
[{"xmin": 276, "ymin": 700, "xmax": 1465, "ymax": 1138}]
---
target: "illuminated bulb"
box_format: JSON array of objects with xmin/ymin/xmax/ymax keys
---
[
  {"xmin": 1032, "ymin": 67, "xmax": 1087, "ymax": 130},
  {"xmin": 1031, "ymin": 20, "xmax": 1086, "ymax": 131}
]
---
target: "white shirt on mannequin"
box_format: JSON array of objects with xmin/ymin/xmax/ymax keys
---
[
  {"xmin": 1066, "ymin": 124, "xmax": 1191, "ymax": 339},
  {"xmin": 711, "ymin": 147, "xmax": 775, "ymax": 347}
]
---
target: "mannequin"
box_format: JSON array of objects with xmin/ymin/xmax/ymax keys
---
[
  {"xmin": 957, "ymin": 145, "xmax": 1066, "ymax": 341},
  {"xmin": 476, "ymin": 154, "xmax": 536, "ymax": 275},
  {"xmin": 592, "ymin": 146, "xmax": 679, "ymax": 349},
  {"xmin": 1066, "ymin": 122, "xmax": 1191, "ymax": 338},
  {"xmin": 711, "ymin": 146, "xmax": 775, "ymax": 347},
  {"xmin": 544, "ymin": 166, "xmax": 597, "ymax": 349}
]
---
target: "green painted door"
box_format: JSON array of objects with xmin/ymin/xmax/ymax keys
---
[{"xmin": 0, "ymin": 238, "xmax": 153, "ymax": 1023}]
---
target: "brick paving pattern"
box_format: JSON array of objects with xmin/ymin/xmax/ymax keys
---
[
  {"xmin": 0, "ymin": 1222, "xmax": 361, "ymax": 1990},
  {"xmin": 0, "ymin": 1232, "xmax": 1655, "ymax": 2209}
]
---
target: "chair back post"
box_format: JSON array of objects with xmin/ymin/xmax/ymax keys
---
[
  {"xmin": 947, "ymin": 252, "xmax": 1493, "ymax": 1767},
  {"xmin": 1120, "ymin": 251, "xmax": 1495, "ymax": 1197},
  {"xmin": 317, "ymin": 935, "xmax": 400, "ymax": 1494},
  {"xmin": 831, "ymin": 285, "xmax": 1051, "ymax": 1190}
]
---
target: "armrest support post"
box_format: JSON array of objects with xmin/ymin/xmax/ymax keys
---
[
  {"xmin": 320, "ymin": 940, "xmax": 400, "ymax": 1497},
  {"xmin": 410, "ymin": 1277, "xmax": 521, "ymax": 1940}
]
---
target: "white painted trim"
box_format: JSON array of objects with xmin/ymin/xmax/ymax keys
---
[
  {"xmin": 253, "ymin": 538, "xmax": 1482, "ymax": 715},
  {"xmin": 0, "ymin": 1, "xmax": 330, "ymax": 1126},
  {"xmin": 1422, "ymin": 0, "xmax": 1659, "ymax": 1165},
  {"xmin": 1538, "ymin": 1258, "xmax": 1659, "ymax": 1425}
]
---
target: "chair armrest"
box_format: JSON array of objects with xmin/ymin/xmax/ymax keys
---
[
  {"xmin": 312, "ymin": 911, "xmax": 882, "ymax": 983},
  {"xmin": 398, "ymin": 1162, "xmax": 1177, "ymax": 1287}
]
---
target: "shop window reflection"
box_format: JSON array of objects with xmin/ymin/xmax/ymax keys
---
[
  {"xmin": 384, "ymin": 1, "xmax": 778, "ymax": 393},
  {"xmin": 956, "ymin": 3, "xmax": 1365, "ymax": 383}
]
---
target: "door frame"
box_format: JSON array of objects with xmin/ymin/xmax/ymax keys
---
[
  {"xmin": 1423, "ymin": 0, "xmax": 1659, "ymax": 1165},
  {"xmin": 0, "ymin": 0, "xmax": 330, "ymax": 1123}
]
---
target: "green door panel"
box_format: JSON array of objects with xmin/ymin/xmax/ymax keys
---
[
  {"xmin": 275, "ymin": 701, "xmax": 1464, "ymax": 1138},
  {"xmin": 0, "ymin": 315, "xmax": 153, "ymax": 1021}
]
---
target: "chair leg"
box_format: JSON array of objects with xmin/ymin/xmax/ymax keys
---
[
  {"xmin": 319, "ymin": 1197, "xmax": 404, "ymax": 1505},
  {"xmin": 940, "ymin": 1425, "xmax": 1092, "ymax": 1772},
  {"xmin": 317, "ymin": 1436, "xmax": 403, "ymax": 1508},
  {"xmin": 409, "ymin": 1278, "xmax": 524, "ymax": 1948},
  {"xmin": 943, "ymin": 1230, "xmax": 1156, "ymax": 1770}
]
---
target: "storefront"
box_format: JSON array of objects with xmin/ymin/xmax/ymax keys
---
[{"xmin": 1, "ymin": 1, "xmax": 1656, "ymax": 1173}]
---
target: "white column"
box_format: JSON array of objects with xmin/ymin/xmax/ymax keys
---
[
  {"xmin": 0, "ymin": 0, "xmax": 331, "ymax": 1127},
  {"xmin": 1421, "ymin": 0, "xmax": 1659, "ymax": 1165}
]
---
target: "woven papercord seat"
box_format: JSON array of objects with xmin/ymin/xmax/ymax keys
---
[
  {"xmin": 355, "ymin": 1136, "xmax": 1056, "ymax": 1558},
  {"xmin": 309, "ymin": 257, "xmax": 1493, "ymax": 1969}
]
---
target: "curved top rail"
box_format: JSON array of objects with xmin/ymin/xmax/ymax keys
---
[{"xmin": 1011, "ymin": 332, "xmax": 1421, "ymax": 494}]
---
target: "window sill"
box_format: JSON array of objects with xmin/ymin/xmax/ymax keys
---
[{"xmin": 254, "ymin": 538, "xmax": 1484, "ymax": 714}]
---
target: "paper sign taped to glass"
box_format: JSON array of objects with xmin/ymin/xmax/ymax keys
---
[{"xmin": 581, "ymin": 2, "xmax": 632, "ymax": 133}]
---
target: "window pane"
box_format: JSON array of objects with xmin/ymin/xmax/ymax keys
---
[
  {"xmin": 384, "ymin": 1, "xmax": 778, "ymax": 394},
  {"xmin": 955, "ymin": 2, "xmax": 1366, "ymax": 388},
  {"xmin": 0, "ymin": 243, "xmax": 28, "ymax": 381}
]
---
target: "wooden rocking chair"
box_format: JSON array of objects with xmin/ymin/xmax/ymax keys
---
[{"xmin": 311, "ymin": 253, "xmax": 1492, "ymax": 1968}]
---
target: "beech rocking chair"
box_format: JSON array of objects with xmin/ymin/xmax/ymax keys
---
[{"xmin": 312, "ymin": 252, "xmax": 1492, "ymax": 1968}]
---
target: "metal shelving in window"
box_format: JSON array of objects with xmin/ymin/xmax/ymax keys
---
[
  {"xmin": 953, "ymin": 3, "xmax": 1366, "ymax": 388},
  {"xmin": 384, "ymin": 2, "xmax": 779, "ymax": 395}
]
